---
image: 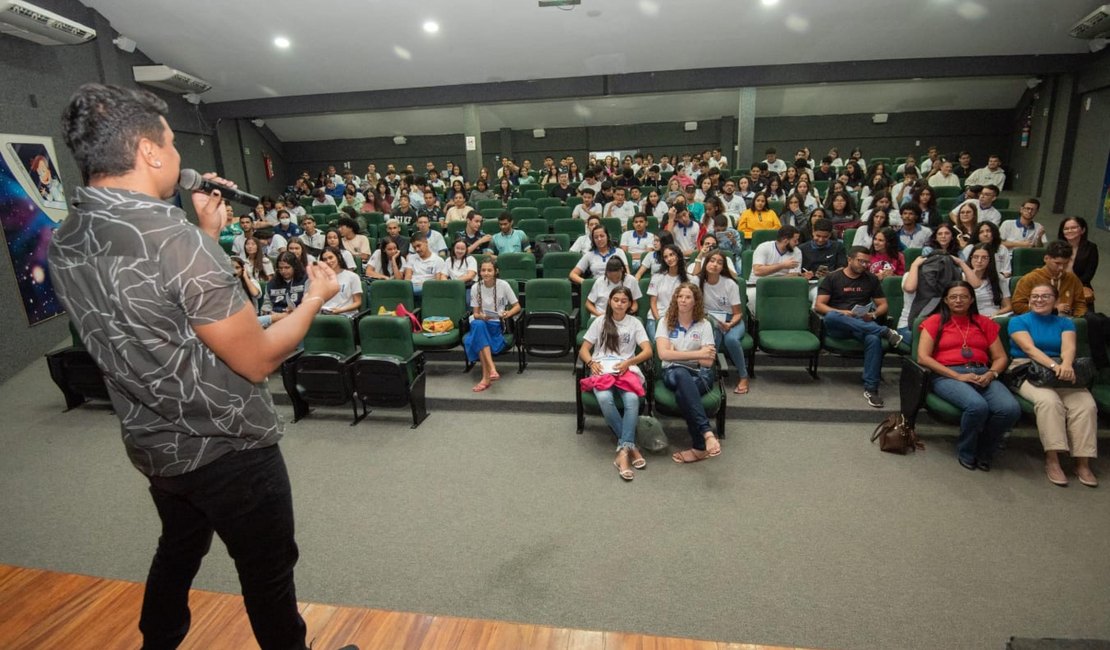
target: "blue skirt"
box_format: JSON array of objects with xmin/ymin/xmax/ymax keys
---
[{"xmin": 464, "ymin": 319, "xmax": 507, "ymax": 363}]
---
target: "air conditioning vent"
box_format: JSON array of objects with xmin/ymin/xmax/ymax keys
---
[
  {"xmin": 133, "ymin": 65, "xmax": 213, "ymax": 94},
  {"xmin": 0, "ymin": 0, "xmax": 96, "ymax": 46},
  {"xmin": 1070, "ymin": 3, "xmax": 1110, "ymax": 38}
]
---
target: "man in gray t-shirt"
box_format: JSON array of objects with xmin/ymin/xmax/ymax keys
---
[{"xmin": 50, "ymin": 84, "xmax": 350, "ymax": 650}]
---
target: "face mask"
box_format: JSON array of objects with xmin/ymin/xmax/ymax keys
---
[{"xmin": 279, "ymin": 218, "xmax": 291, "ymax": 226}]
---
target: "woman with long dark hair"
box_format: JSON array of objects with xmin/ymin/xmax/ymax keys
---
[
  {"xmin": 1059, "ymin": 216, "xmax": 1098, "ymax": 305},
  {"xmin": 466, "ymin": 258, "xmax": 521, "ymax": 392},
  {"xmin": 867, "ymin": 227, "xmax": 905, "ymax": 279},
  {"xmin": 960, "ymin": 243, "xmax": 1010, "ymax": 317},
  {"xmin": 262, "ymin": 252, "xmax": 309, "ymax": 323},
  {"xmin": 916, "ymin": 281, "xmax": 1019, "ymax": 471},
  {"xmin": 646, "ymin": 244, "xmax": 694, "ymax": 339},
  {"xmin": 697, "ymin": 249, "xmax": 749, "ymax": 394},
  {"xmin": 928, "ymin": 222, "xmax": 963, "ymax": 257},
  {"xmin": 579, "ymin": 286, "xmax": 653, "ymax": 481}
]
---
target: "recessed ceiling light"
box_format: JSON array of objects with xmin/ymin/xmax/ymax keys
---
[
  {"xmin": 273, "ymin": 36, "xmax": 290, "ymax": 48},
  {"xmin": 423, "ymin": 21, "xmax": 439, "ymax": 33},
  {"xmin": 761, "ymin": 0, "xmax": 779, "ymax": 6}
]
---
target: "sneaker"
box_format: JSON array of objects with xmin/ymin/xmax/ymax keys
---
[
  {"xmin": 864, "ymin": 390, "xmax": 884, "ymax": 408},
  {"xmin": 883, "ymin": 327, "xmax": 904, "ymax": 349}
]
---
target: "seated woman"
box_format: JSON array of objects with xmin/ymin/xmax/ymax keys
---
[
  {"xmin": 949, "ymin": 199, "xmax": 980, "ymax": 250},
  {"xmin": 579, "ymin": 286, "xmax": 654, "ymax": 481},
  {"xmin": 230, "ymin": 256, "xmax": 261, "ymax": 305},
  {"xmin": 687, "ymin": 233, "xmax": 737, "ymax": 276},
  {"xmin": 261, "ymin": 252, "xmax": 309, "ymax": 326},
  {"xmin": 736, "ymin": 192, "xmax": 781, "ymax": 241},
  {"xmin": 242, "ymin": 236, "xmax": 273, "ymax": 284},
  {"xmin": 963, "ymin": 221, "xmax": 1012, "ymax": 279},
  {"xmin": 916, "ymin": 281, "xmax": 1020, "ymax": 471},
  {"xmin": 1060, "ymin": 216, "xmax": 1098, "ymax": 305},
  {"xmin": 697, "ymin": 249, "xmax": 750, "ymax": 395},
  {"xmin": 656, "ymin": 283, "xmax": 722, "ymax": 463},
  {"xmin": 325, "ymin": 228, "xmax": 357, "ymax": 269},
  {"xmin": 365, "ymin": 239, "xmax": 405, "ymax": 281},
  {"xmin": 318, "ymin": 246, "xmax": 364, "ymax": 317},
  {"xmin": 824, "ymin": 190, "xmax": 859, "ymax": 240},
  {"xmin": 445, "ymin": 239, "xmax": 478, "ymax": 283},
  {"xmin": 852, "ymin": 208, "xmax": 892, "ymax": 249},
  {"xmin": 959, "ymin": 243, "xmax": 1010, "ymax": 317},
  {"xmin": 866, "ymin": 227, "xmax": 905, "ymax": 280},
  {"xmin": 569, "ymin": 226, "xmax": 629, "ymax": 285},
  {"xmin": 647, "ymin": 244, "xmax": 696, "ymax": 340},
  {"xmin": 1008, "ymin": 282, "xmax": 1099, "ymax": 487},
  {"xmin": 634, "ymin": 230, "xmax": 675, "ymax": 281},
  {"xmin": 586, "ymin": 257, "xmax": 641, "ymax": 318},
  {"xmin": 286, "ymin": 239, "xmax": 315, "ymax": 267},
  {"xmin": 465, "ymin": 259, "xmax": 521, "ymax": 392}
]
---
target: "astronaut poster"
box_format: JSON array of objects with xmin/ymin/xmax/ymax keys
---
[{"xmin": 0, "ymin": 134, "xmax": 67, "ymax": 325}]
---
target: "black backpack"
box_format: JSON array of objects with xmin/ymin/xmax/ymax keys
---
[{"xmin": 531, "ymin": 235, "xmax": 562, "ymax": 265}]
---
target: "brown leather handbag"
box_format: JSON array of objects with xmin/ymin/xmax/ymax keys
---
[{"xmin": 870, "ymin": 413, "xmax": 924, "ymax": 454}]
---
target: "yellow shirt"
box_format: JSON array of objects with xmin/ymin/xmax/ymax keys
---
[{"xmin": 737, "ymin": 209, "xmax": 781, "ymax": 239}]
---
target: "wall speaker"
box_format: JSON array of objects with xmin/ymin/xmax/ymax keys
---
[
  {"xmin": 393, "ymin": 136, "xmax": 407, "ymax": 145},
  {"xmin": 683, "ymin": 121, "xmax": 698, "ymax": 132}
]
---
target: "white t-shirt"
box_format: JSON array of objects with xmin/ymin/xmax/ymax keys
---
[
  {"xmin": 572, "ymin": 203, "xmax": 602, "ymax": 221},
  {"xmin": 446, "ymin": 256, "xmax": 477, "ymax": 281},
  {"xmin": 470, "ymin": 279, "xmax": 519, "ymax": 316},
  {"xmin": 620, "ymin": 230, "xmax": 656, "ymax": 257},
  {"xmin": 570, "ymin": 234, "xmax": 594, "ymax": 254},
  {"xmin": 583, "ymin": 314, "xmax": 649, "ymax": 380},
  {"xmin": 764, "ymin": 159, "xmax": 787, "ymax": 174},
  {"xmin": 670, "ymin": 221, "xmax": 700, "ymax": 254},
  {"xmin": 404, "ymin": 253, "xmax": 447, "ymax": 287},
  {"xmin": 587, "ymin": 274, "xmax": 643, "ymax": 314},
  {"xmin": 575, "ymin": 248, "xmax": 629, "ymax": 279},
  {"xmin": 999, "ymin": 220, "xmax": 1046, "ymax": 248},
  {"xmin": 699, "ymin": 276, "xmax": 742, "ymax": 323},
  {"xmin": 974, "ymin": 277, "xmax": 1010, "ymax": 317},
  {"xmin": 720, "ymin": 194, "xmax": 747, "ymax": 218},
  {"xmin": 752, "ymin": 240, "xmax": 803, "ymax": 279},
  {"xmin": 656, "ymin": 318, "xmax": 715, "ymax": 369},
  {"xmin": 367, "ymin": 249, "xmax": 402, "ymax": 277},
  {"xmin": 605, "ymin": 201, "xmax": 636, "ymax": 228},
  {"xmin": 418, "ymin": 230, "xmax": 448, "ymax": 255},
  {"xmin": 648, "ymin": 272, "xmax": 699, "ymax": 320},
  {"xmin": 322, "ymin": 269, "xmax": 363, "ymax": 315}
]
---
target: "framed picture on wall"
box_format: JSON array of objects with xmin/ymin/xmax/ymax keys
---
[{"xmin": 0, "ymin": 134, "xmax": 69, "ymax": 325}]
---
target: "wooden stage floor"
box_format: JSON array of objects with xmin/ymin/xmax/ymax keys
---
[{"xmin": 0, "ymin": 564, "xmax": 823, "ymax": 650}]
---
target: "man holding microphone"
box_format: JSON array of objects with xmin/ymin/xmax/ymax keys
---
[{"xmin": 49, "ymin": 84, "xmax": 353, "ymax": 650}]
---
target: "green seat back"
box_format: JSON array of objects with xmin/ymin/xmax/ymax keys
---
[
  {"xmin": 554, "ymin": 218, "xmax": 585, "ymax": 239},
  {"xmin": 903, "ymin": 247, "xmax": 922, "ymax": 269},
  {"xmin": 476, "ymin": 200, "xmax": 504, "ymax": 213},
  {"xmin": 534, "ymin": 197, "xmax": 561, "ymax": 212},
  {"xmin": 1012, "ymin": 248, "xmax": 1045, "ymax": 277},
  {"xmin": 755, "ymin": 277, "xmax": 810, "ymax": 331},
  {"xmin": 637, "ymin": 276, "xmax": 652, "ymax": 321},
  {"xmin": 580, "ymin": 278, "xmax": 597, "ymax": 327},
  {"xmin": 768, "ymin": 200, "xmax": 785, "ymax": 215},
  {"xmin": 419, "ymin": 280, "xmax": 467, "ymax": 322},
  {"xmin": 751, "ymin": 229, "xmax": 777, "ymax": 250},
  {"xmin": 524, "ymin": 189, "xmax": 547, "ymax": 202},
  {"xmin": 646, "ymin": 216, "xmax": 660, "ymax": 234},
  {"xmin": 303, "ymin": 315, "xmax": 358, "ymax": 356},
  {"xmin": 543, "ymin": 207, "xmax": 573, "ymax": 227},
  {"xmin": 842, "ymin": 228, "xmax": 857, "ymax": 246},
  {"xmin": 739, "ymin": 250, "xmax": 753, "ymax": 282},
  {"xmin": 368, "ymin": 279, "xmax": 416, "ymax": 314},
  {"xmin": 525, "ymin": 279, "xmax": 573, "ymax": 314},
  {"xmin": 364, "ymin": 212, "xmax": 386, "ymax": 226},
  {"xmin": 881, "ymin": 275, "xmax": 904, "ymax": 328},
  {"xmin": 498, "ymin": 253, "xmax": 537, "ymax": 282},
  {"xmin": 601, "ymin": 218, "xmax": 622, "ymax": 243},
  {"xmin": 358, "ymin": 315, "xmax": 414, "ymax": 358},
  {"xmin": 507, "ymin": 198, "xmax": 533, "ymax": 210},
  {"xmin": 541, "ymin": 251, "xmax": 582, "ymax": 281},
  {"xmin": 933, "ymin": 186, "xmax": 963, "ymax": 199},
  {"xmin": 310, "ymin": 205, "xmax": 334, "ymax": 216},
  {"xmin": 565, "ymin": 197, "xmax": 583, "ymax": 209},
  {"xmin": 998, "ymin": 210, "xmax": 1019, "ymax": 224},
  {"xmin": 937, "ymin": 197, "xmax": 960, "ymax": 212},
  {"xmin": 482, "ymin": 218, "xmax": 502, "ymax": 235},
  {"xmin": 993, "ymin": 197, "xmax": 1010, "ymax": 210},
  {"xmin": 517, "ymin": 219, "xmax": 549, "ymax": 240},
  {"xmin": 511, "ymin": 207, "xmax": 539, "ymax": 222},
  {"xmin": 813, "ymin": 180, "xmax": 829, "ymax": 195},
  {"xmin": 298, "ymin": 197, "xmax": 313, "ymax": 210}
]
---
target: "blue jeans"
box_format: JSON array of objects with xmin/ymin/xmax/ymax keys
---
[
  {"xmin": 594, "ymin": 388, "xmax": 640, "ymax": 449},
  {"xmin": 140, "ymin": 445, "xmax": 306, "ymax": 650},
  {"xmin": 711, "ymin": 318, "xmax": 749, "ymax": 379},
  {"xmin": 823, "ymin": 311, "xmax": 887, "ymax": 391},
  {"xmin": 662, "ymin": 365, "xmax": 713, "ymax": 448},
  {"xmin": 645, "ymin": 318, "xmax": 658, "ymax": 341},
  {"xmin": 931, "ymin": 365, "xmax": 1021, "ymax": 465}
]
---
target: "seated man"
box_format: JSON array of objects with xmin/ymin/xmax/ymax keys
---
[
  {"xmin": 999, "ymin": 198, "xmax": 1047, "ymax": 249},
  {"xmin": 390, "ymin": 194, "xmax": 419, "ymax": 227},
  {"xmin": 748, "ymin": 225, "xmax": 809, "ymax": 313},
  {"xmin": 231, "ymin": 214, "xmax": 255, "ymax": 257},
  {"xmin": 311, "ymin": 188, "xmax": 335, "ymax": 207},
  {"xmin": 549, "ymin": 172, "xmax": 577, "ymax": 203},
  {"xmin": 619, "ymin": 213, "xmax": 656, "ymax": 271},
  {"xmin": 572, "ymin": 188, "xmax": 602, "ymax": 221},
  {"xmin": 404, "ymin": 232, "xmax": 447, "ymax": 295},
  {"xmin": 455, "ymin": 212, "xmax": 492, "ymax": 255},
  {"xmin": 895, "ymin": 204, "xmax": 932, "ymax": 250},
  {"xmin": 380, "ymin": 219, "xmax": 411, "ymax": 259},
  {"xmin": 947, "ymin": 183, "xmax": 1001, "ymax": 225},
  {"xmin": 490, "ymin": 212, "xmax": 529, "ymax": 256},
  {"xmin": 417, "ymin": 190, "xmax": 445, "ymax": 226},
  {"xmin": 927, "ymin": 160, "xmax": 962, "ymax": 188},
  {"xmin": 708, "ymin": 213, "xmax": 743, "ymax": 261},
  {"xmin": 668, "ymin": 206, "xmax": 700, "ymax": 258},
  {"xmin": 298, "ymin": 215, "xmax": 325, "ymax": 255},
  {"xmin": 1012, "ymin": 241, "xmax": 1087, "ymax": 317},
  {"xmin": 964, "ymin": 154, "xmax": 1006, "ymax": 190},
  {"xmin": 604, "ymin": 187, "xmax": 637, "ymax": 229},
  {"xmin": 813, "ymin": 157, "xmax": 837, "ymax": 182},
  {"xmin": 762, "ymin": 147, "xmax": 787, "ymax": 175},
  {"xmin": 800, "ymin": 218, "xmax": 847, "ymax": 279},
  {"xmin": 719, "ymin": 179, "xmax": 746, "ymax": 223},
  {"xmin": 412, "ymin": 214, "xmax": 448, "ymax": 257},
  {"xmin": 814, "ymin": 246, "xmax": 903, "ymax": 408}
]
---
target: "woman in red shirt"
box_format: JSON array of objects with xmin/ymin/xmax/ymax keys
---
[{"xmin": 916, "ymin": 281, "xmax": 1020, "ymax": 471}]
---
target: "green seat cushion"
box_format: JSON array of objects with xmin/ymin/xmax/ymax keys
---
[
  {"xmin": 1091, "ymin": 383, "xmax": 1110, "ymax": 413},
  {"xmin": 412, "ymin": 330, "xmax": 461, "ymax": 349},
  {"xmin": 758, "ymin": 330, "xmax": 820, "ymax": 353},
  {"xmin": 741, "ymin": 333, "xmax": 754, "ymax": 353},
  {"xmin": 652, "ymin": 382, "xmax": 722, "ymax": 416},
  {"xmin": 1015, "ymin": 393, "xmax": 1035, "ymax": 416},
  {"xmin": 924, "ymin": 393, "xmax": 962, "ymax": 423}
]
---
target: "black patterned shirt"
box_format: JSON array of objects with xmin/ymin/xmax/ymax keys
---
[{"xmin": 48, "ymin": 187, "xmax": 281, "ymax": 477}]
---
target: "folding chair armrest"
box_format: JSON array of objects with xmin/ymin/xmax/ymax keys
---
[{"xmin": 808, "ymin": 309, "xmax": 823, "ymax": 336}]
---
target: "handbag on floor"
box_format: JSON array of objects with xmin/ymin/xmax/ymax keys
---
[
  {"xmin": 636, "ymin": 415, "xmax": 668, "ymax": 453},
  {"xmin": 870, "ymin": 413, "xmax": 924, "ymax": 454}
]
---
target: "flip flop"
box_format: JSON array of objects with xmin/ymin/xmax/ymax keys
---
[
  {"xmin": 630, "ymin": 449, "xmax": 647, "ymax": 470},
  {"xmin": 489, "ymin": 372, "xmax": 500, "ymax": 382},
  {"xmin": 613, "ymin": 460, "xmax": 634, "ymax": 481},
  {"xmin": 672, "ymin": 449, "xmax": 709, "ymax": 464},
  {"xmin": 472, "ymin": 382, "xmax": 491, "ymax": 393},
  {"xmin": 734, "ymin": 380, "xmax": 750, "ymax": 395}
]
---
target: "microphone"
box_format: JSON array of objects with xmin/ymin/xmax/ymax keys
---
[{"xmin": 178, "ymin": 169, "xmax": 260, "ymax": 208}]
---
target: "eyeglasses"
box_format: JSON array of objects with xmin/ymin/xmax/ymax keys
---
[
  {"xmin": 946, "ymin": 295, "xmax": 971, "ymax": 302},
  {"xmin": 1029, "ymin": 294, "xmax": 1055, "ymax": 301}
]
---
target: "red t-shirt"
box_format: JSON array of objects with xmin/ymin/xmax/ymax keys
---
[{"xmin": 920, "ymin": 313, "xmax": 998, "ymax": 366}]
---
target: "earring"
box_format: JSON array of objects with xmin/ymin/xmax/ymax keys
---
[{"xmin": 153, "ymin": 161, "xmax": 162, "ymax": 168}]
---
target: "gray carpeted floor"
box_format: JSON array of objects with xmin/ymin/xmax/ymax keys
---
[{"xmin": 2, "ymin": 351, "xmax": 1109, "ymax": 650}]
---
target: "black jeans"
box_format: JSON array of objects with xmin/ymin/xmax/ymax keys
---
[{"xmin": 139, "ymin": 444, "xmax": 307, "ymax": 650}]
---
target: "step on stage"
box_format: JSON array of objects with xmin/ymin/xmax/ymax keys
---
[{"xmin": 0, "ymin": 564, "xmax": 824, "ymax": 650}]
